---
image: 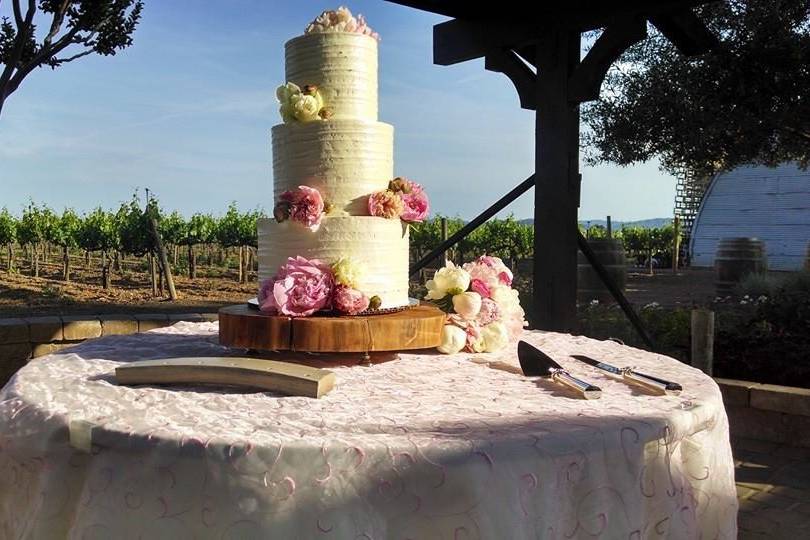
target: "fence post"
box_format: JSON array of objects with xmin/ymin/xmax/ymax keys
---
[
  {"xmin": 606, "ymin": 215, "xmax": 612, "ymax": 239},
  {"xmin": 440, "ymin": 217, "xmax": 448, "ymax": 265},
  {"xmin": 672, "ymin": 215, "xmax": 681, "ymax": 272},
  {"xmin": 691, "ymin": 309, "xmax": 714, "ymax": 375}
]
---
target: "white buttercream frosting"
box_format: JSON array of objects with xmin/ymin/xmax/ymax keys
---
[
  {"xmin": 285, "ymin": 32, "xmax": 377, "ymax": 121},
  {"xmin": 272, "ymin": 120, "xmax": 393, "ymax": 215},
  {"xmin": 258, "ymin": 217, "xmax": 410, "ymax": 309}
]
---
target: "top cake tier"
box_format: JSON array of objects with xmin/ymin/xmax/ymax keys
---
[{"xmin": 285, "ymin": 32, "xmax": 378, "ymax": 122}]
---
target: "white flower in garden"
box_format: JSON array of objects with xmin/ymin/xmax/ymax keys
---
[
  {"xmin": 482, "ymin": 321, "xmax": 509, "ymax": 352},
  {"xmin": 437, "ymin": 324, "xmax": 467, "ymax": 354},
  {"xmin": 425, "ymin": 263, "xmax": 471, "ymax": 300},
  {"xmin": 452, "ymin": 291, "xmax": 482, "ymax": 320}
]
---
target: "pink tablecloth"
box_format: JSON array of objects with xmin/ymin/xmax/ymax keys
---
[{"xmin": 0, "ymin": 322, "xmax": 737, "ymax": 539}]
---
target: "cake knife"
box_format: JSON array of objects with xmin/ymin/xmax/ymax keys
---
[
  {"xmin": 570, "ymin": 354, "xmax": 682, "ymax": 396},
  {"xmin": 517, "ymin": 341, "xmax": 602, "ymax": 399}
]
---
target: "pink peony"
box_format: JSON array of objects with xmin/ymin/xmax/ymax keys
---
[
  {"xmin": 476, "ymin": 297, "xmax": 501, "ymax": 325},
  {"xmin": 479, "ymin": 255, "xmax": 513, "ymax": 286},
  {"xmin": 278, "ymin": 186, "xmax": 324, "ymax": 231},
  {"xmin": 470, "ymin": 278, "xmax": 491, "ymax": 299},
  {"xmin": 368, "ymin": 190, "xmax": 404, "ymax": 219},
  {"xmin": 260, "ymin": 256, "xmax": 334, "ymax": 317},
  {"xmin": 400, "ymin": 184, "xmax": 429, "ymax": 223},
  {"xmin": 333, "ymin": 285, "xmax": 370, "ymax": 315}
]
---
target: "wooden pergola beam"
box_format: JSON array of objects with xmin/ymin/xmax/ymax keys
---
[
  {"xmin": 485, "ymin": 50, "xmax": 537, "ymax": 110},
  {"xmin": 650, "ymin": 8, "xmax": 719, "ymax": 56},
  {"xmin": 568, "ymin": 17, "xmax": 647, "ymax": 103},
  {"xmin": 434, "ymin": 18, "xmax": 539, "ymax": 66}
]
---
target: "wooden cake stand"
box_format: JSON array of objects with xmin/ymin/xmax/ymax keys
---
[{"xmin": 218, "ymin": 302, "xmax": 446, "ymax": 364}]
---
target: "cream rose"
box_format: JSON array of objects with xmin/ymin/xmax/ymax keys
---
[
  {"xmin": 291, "ymin": 93, "xmax": 322, "ymax": 122},
  {"xmin": 481, "ymin": 321, "xmax": 509, "ymax": 352},
  {"xmin": 452, "ymin": 291, "xmax": 482, "ymax": 320},
  {"xmin": 437, "ymin": 324, "xmax": 467, "ymax": 354},
  {"xmin": 425, "ymin": 264, "xmax": 471, "ymax": 300},
  {"xmin": 491, "ymin": 284, "xmax": 521, "ymax": 314},
  {"xmin": 331, "ymin": 257, "xmax": 364, "ymax": 288}
]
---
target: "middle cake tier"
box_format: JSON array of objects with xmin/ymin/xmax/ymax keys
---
[
  {"xmin": 272, "ymin": 119, "xmax": 393, "ymax": 215},
  {"xmin": 258, "ymin": 216, "xmax": 410, "ymax": 310}
]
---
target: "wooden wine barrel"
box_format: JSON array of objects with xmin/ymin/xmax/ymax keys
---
[
  {"xmin": 577, "ymin": 239, "xmax": 627, "ymax": 304},
  {"xmin": 714, "ymin": 237, "xmax": 768, "ymax": 294}
]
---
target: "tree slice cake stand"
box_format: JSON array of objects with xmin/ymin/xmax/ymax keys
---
[{"xmin": 218, "ymin": 301, "xmax": 446, "ymax": 365}]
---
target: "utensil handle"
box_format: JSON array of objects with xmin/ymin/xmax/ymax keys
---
[
  {"xmin": 623, "ymin": 370, "xmax": 682, "ymax": 396},
  {"xmin": 553, "ymin": 371, "xmax": 602, "ymax": 400}
]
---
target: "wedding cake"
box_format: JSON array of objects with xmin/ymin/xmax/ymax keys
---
[{"xmin": 257, "ymin": 7, "xmax": 429, "ymax": 317}]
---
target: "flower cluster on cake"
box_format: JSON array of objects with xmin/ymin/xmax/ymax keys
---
[
  {"xmin": 426, "ymin": 256, "xmax": 526, "ymax": 354},
  {"xmin": 256, "ymin": 7, "xmax": 430, "ymax": 317}
]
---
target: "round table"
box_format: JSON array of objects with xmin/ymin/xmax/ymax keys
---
[{"xmin": 0, "ymin": 322, "xmax": 738, "ymax": 539}]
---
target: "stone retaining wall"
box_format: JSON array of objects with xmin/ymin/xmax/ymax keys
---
[
  {"xmin": 717, "ymin": 378, "xmax": 810, "ymax": 448},
  {"xmin": 0, "ymin": 313, "xmax": 218, "ymax": 383}
]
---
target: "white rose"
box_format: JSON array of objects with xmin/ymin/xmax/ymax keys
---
[
  {"xmin": 437, "ymin": 324, "xmax": 467, "ymax": 354},
  {"xmin": 491, "ymin": 284, "xmax": 521, "ymax": 313},
  {"xmin": 481, "ymin": 321, "xmax": 509, "ymax": 352},
  {"xmin": 452, "ymin": 291, "xmax": 482, "ymax": 320},
  {"xmin": 291, "ymin": 93, "xmax": 321, "ymax": 122},
  {"xmin": 425, "ymin": 264, "xmax": 471, "ymax": 300},
  {"xmin": 275, "ymin": 82, "xmax": 300, "ymax": 103},
  {"xmin": 279, "ymin": 103, "xmax": 295, "ymax": 123}
]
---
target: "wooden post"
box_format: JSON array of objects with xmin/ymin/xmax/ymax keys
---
[
  {"xmin": 672, "ymin": 216, "xmax": 681, "ymax": 272},
  {"xmin": 148, "ymin": 253, "xmax": 158, "ymax": 296},
  {"xmin": 150, "ymin": 218, "xmax": 177, "ymax": 300},
  {"xmin": 440, "ymin": 217, "xmax": 448, "ymax": 265},
  {"xmin": 606, "ymin": 216, "xmax": 612, "ymax": 239},
  {"xmin": 691, "ymin": 309, "xmax": 714, "ymax": 375},
  {"xmin": 533, "ymin": 28, "xmax": 580, "ymax": 332}
]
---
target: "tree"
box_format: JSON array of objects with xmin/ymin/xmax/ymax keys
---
[
  {"xmin": 16, "ymin": 201, "xmax": 54, "ymax": 277},
  {"xmin": 583, "ymin": 0, "xmax": 810, "ymax": 178},
  {"xmin": 47, "ymin": 208, "xmax": 81, "ymax": 281},
  {"xmin": 215, "ymin": 203, "xmax": 263, "ymax": 283},
  {"xmin": 77, "ymin": 207, "xmax": 118, "ymax": 288},
  {"xmin": 159, "ymin": 210, "xmax": 186, "ymax": 266},
  {"xmin": 0, "ymin": 208, "xmax": 17, "ymax": 272},
  {"xmin": 180, "ymin": 213, "xmax": 215, "ymax": 279},
  {"xmin": 0, "ymin": 0, "xmax": 143, "ymax": 117}
]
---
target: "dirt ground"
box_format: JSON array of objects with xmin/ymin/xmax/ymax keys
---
[
  {"xmin": 0, "ymin": 264, "xmax": 257, "ymax": 318},
  {"xmin": 0, "ymin": 263, "xmax": 725, "ymax": 319}
]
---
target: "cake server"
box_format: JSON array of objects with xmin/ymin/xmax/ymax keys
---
[
  {"xmin": 570, "ymin": 354, "xmax": 682, "ymax": 396},
  {"xmin": 517, "ymin": 341, "xmax": 602, "ymax": 400}
]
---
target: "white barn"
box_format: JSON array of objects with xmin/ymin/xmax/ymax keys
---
[{"xmin": 689, "ymin": 163, "xmax": 810, "ymax": 271}]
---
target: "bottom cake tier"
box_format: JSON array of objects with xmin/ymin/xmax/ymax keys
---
[{"xmin": 258, "ymin": 216, "xmax": 411, "ymax": 309}]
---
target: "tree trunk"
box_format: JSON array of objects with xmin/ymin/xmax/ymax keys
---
[
  {"xmin": 238, "ymin": 246, "xmax": 244, "ymax": 283},
  {"xmin": 173, "ymin": 245, "xmax": 178, "ymax": 266},
  {"xmin": 102, "ymin": 251, "xmax": 112, "ymax": 289},
  {"xmin": 149, "ymin": 218, "xmax": 177, "ymax": 301},
  {"xmin": 6, "ymin": 243, "xmax": 13, "ymax": 273},
  {"xmin": 85, "ymin": 250, "xmax": 91, "ymax": 267},
  {"xmin": 32, "ymin": 244, "xmax": 39, "ymax": 278},
  {"xmin": 63, "ymin": 245, "xmax": 70, "ymax": 282},
  {"xmin": 148, "ymin": 253, "xmax": 158, "ymax": 296},
  {"xmin": 113, "ymin": 251, "xmax": 121, "ymax": 273},
  {"xmin": 188, "ymin": 244, "xmax": 196, "ymax": 279}
]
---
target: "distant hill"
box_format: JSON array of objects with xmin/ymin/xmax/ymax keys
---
[{"xmin": 518, "ymin": 218, "xmax": 672, "ymax": 229}]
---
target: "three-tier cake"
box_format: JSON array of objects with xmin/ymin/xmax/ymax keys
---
[{"xmin": 257, "ymin": 7, "xmax": 424, "ymax": 315}]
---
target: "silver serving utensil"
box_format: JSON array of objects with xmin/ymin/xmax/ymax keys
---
[
  {"xmin": 570, "ymin": 354, "xmax": 682, "ymax": 396},
  {"xmin": 517, "ymin": 341, "xmax": 602, "ymax": 399}
]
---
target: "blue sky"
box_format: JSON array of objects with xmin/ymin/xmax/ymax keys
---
[{"xmin": 0, "ymin": 0, "xmax": 675, "ymax": 221}]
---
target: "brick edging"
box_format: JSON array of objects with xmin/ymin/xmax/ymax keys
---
[
  {"xmin": 0, "ymin": 313, "xmax": 219, "ymax": 382},
  {"xmin": 716, "ymin": 378, "xmax": 810, "ymax": 448}
]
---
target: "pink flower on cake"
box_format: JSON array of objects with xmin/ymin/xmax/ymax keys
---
[
  {"xmin": 400, "ymin": 184, "xmax": 429, "ymax": 223},
  {"xmin": 275, "ymin": 186, "xmax": 325, "ymax": 231},
  {"xmin": 368, "ymin": 190, "xmax": 404, "ymax": 219},
  {"xmin": 333, "ymin": 285, "xmax": 370, "ymax": 315},
  {"xmin": 305, "ymin": 7, "xmax": 379, "ymax": 40},
  {"xmin": 260, "ymin": 256, "xmax": 334, "ymax": 317}
]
